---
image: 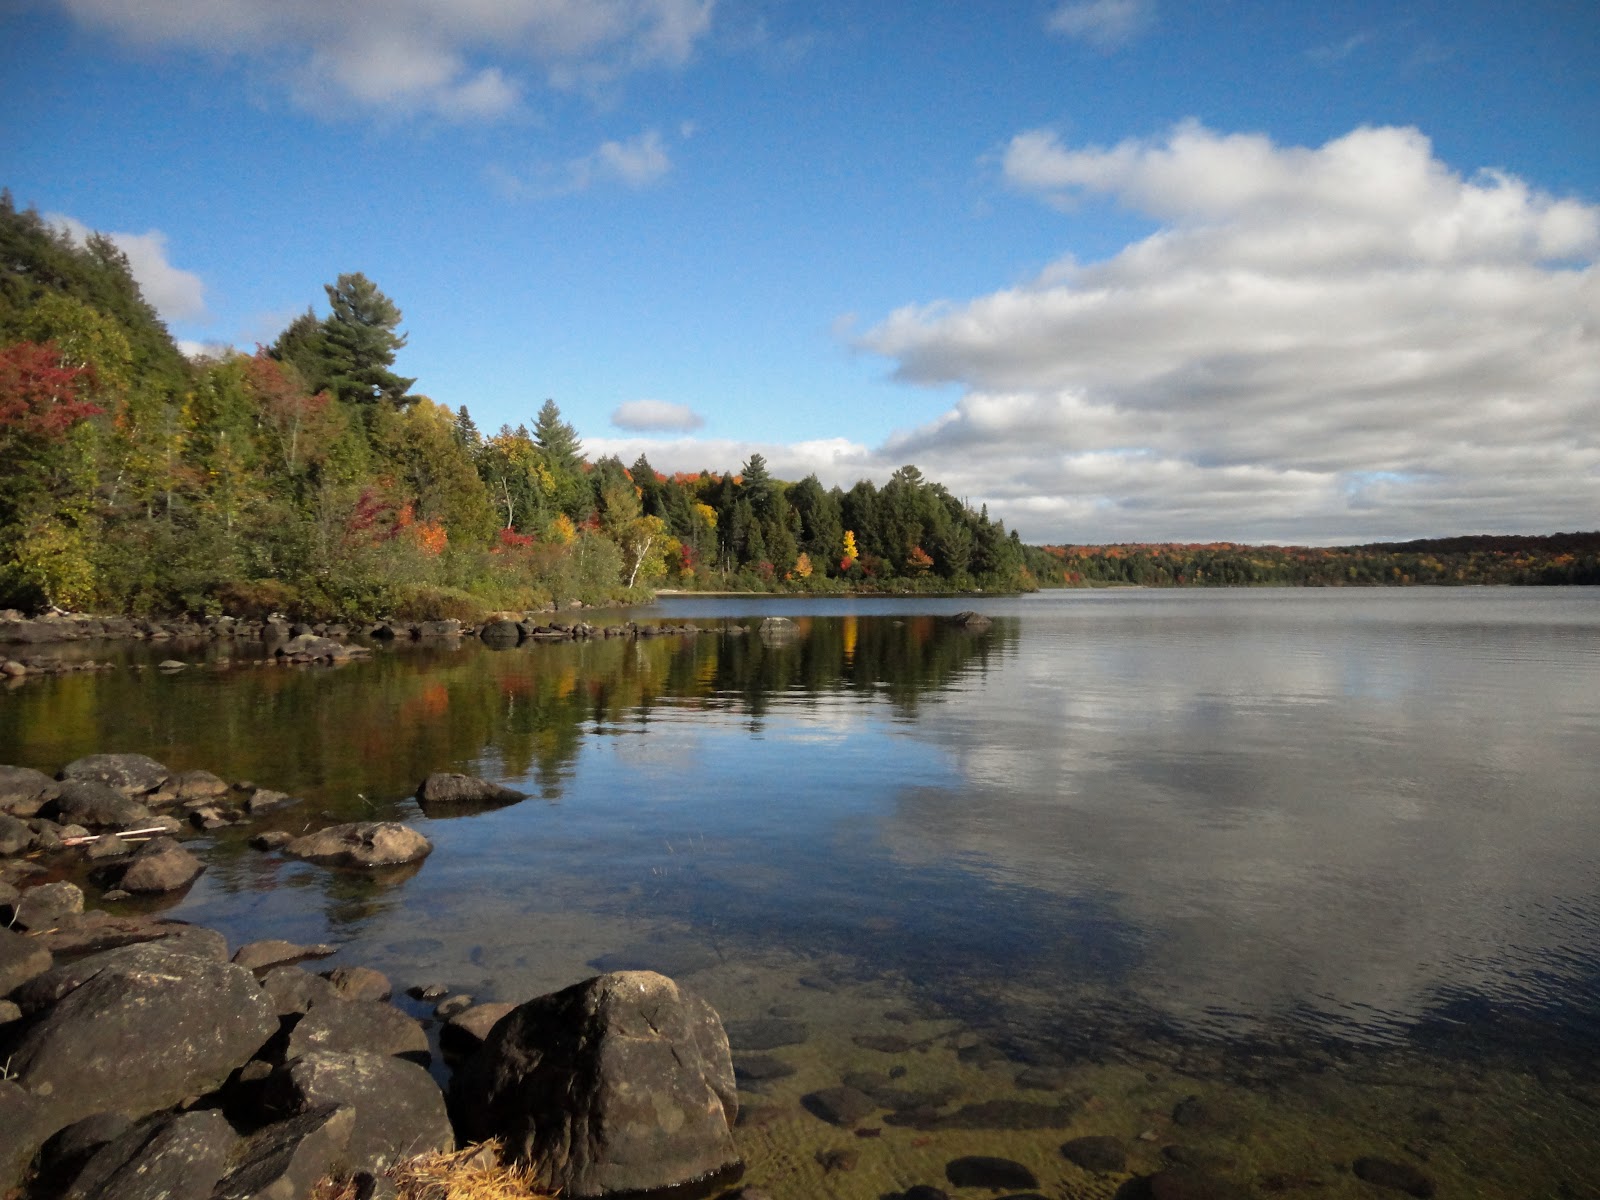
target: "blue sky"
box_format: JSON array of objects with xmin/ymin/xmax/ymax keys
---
[{"xmin": 4, "ymin": 1, "xmax": 1597, "ymax": 544}]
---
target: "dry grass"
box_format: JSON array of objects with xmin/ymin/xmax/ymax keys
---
[{"xmin": 313, "ymin": 1141, "xmax": 556, "ymax": 1200}]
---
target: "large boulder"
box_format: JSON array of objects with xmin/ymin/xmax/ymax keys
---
[
  {"xmin": 58, "ymin": 754, "xmax": 170, "ymax": 798},
  {"xmin": 284, "ymin": 997, "xmax": 430, "ymax": 1065},
  {"xmin": 47, "ymin": 780, "xmax": 154, "ymax": 830},
  {"xmin": 0, "ymin": 766, "xmax": 60, "ymax": 817},
  {"xmin": 757, "ymin": 616, "xmax": 799, "ymax": 643},
  {"xmin": 416, "ymin": 772, "xmax": 527, "ymax": 815},
  {"xmin": 0, "ymin": 1081, "xmax": 47, "ymax": 1196},
  {"xmin": 117, "ymin": 836, "xmax": 205, "ymax": 894},
  {"xmin": 282, "ymin": 822, "xmax": 432, "ymax": 868},
  {"xmin": 478, "ymin": 619, "xmax": 523, "ymax": 647},
  {"xmin": 275, "ymin": 633, "xmax": 362, "ymax": 662},
  {"xmin": 213, "ymin": 1104, "xmax": 355, "ymax": 1200},
  {"xmin": 451, "ymin": 970, "xmax": 740, "ymax": 1198},
  {"xmin": 7, "ymin": 942, "xmax": 277, "ymax": 1134},
  {"xmin": 950, "ymin": 610, "xmax": 993, "ymax": 631},
  {"xmin": 64, "ymin": 1110, "xmax": 238, "ymax": 1200},
  {"xmin": 274, "ymin": 1051, "xmax": 453, "ymax": 1173},
  {"xmin": 9, "ymin": 880, "xmax": 84, "ymax": 932}
]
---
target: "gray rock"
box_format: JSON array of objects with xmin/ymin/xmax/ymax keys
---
[
  {"xmin": 233, "ymin": 939, "xmax": 337, "ymax": 972},
  {"xmin": 451, "ymin": 970, "xmax": 740, "ymax": 1198},
  {"xmin": 214, "ymin": 1104, "xmax": 355, "ymax": 1200},
  {"xmin": 8, "ymin": 943, "xmax": 277, "ymax": 1133},
  {"xmin": 25, "ymin": 913, "xmax": 226, "ymax": 962},
  {"xmin": 276, "ymin": 1051, "xmax": 453, "ymax": 1173},
  {"xmin": 733, "ymin": 1056, "xmax": 796, "ymax": 1084},
  {"xmin": 37, "ymin": 1112, "xmax": 135, "ymax": 1189},
  {"xmin": 48, "ymin": 780, "xmax": 154, "ymax": 829},
  {"xmin": 283, "ymin": 822, "xmax": 432, "ymax": 868},
  {"xmin": 324, "ymin": 965, "xmax": 392, "ymax": 1002},
  {"xmin": 433, "ymin": 993, "xmax": 474, "ymax": 1020},
  {"xmin": 285, "ymin": 997, "xmax": 429, "ymax": 1064},
  {"xmin": 757, "ymin": 616, "xmax": 799, "ymax": 643},
  {"xmin": 440, "ymin": 1001, "xmax": 515, "ymax": 1056},
  {"xmin": 0, "ymin": 925, "xmax": 53, "ymax": 995},
  {"xmin": 260, "ymin": 966, "xmax": 340, "ymax": 1017},
  {"xmin": 416, "ymin": 772, "xmax": 527, "ymax": 814},
  {"xmin": 0, "ymin": 812, "xmax": 32, "ymax": 856},
  {"xmin": 83, "ymin": 832, "xmax": 133, "ymax": 861},
  {"xmin": 163, "ymin": 769, "xmax": 231, "ymax": 801},
  {"xmin": 0, "ymin": 1081, "xmax": 47, "ymax": 1196},
  {"xmin": 58, "ymin": 753, "xmax": 170, "ymax": 797},
  {"xmin": 950, "ymin": 610, "xmax": 992, "ymax": 631},
  {"xmin": 478, "ymin": 619, "xmax": 523, "ymax": 647},
  {"xmin": 0, "ymin": 766, "xmax": 60, "ymax": 817},
  {"xmin": 65, "ymin": 1110, "xmax": 238, "ymax": 1200},
  {"xmin": 249, "ymin": 831, "xmax": 295, "ymax": 850},
  {"xmin": 245, "ymin": 789, "xmax": 299, "ymax": 815},
  {"xmin": 275, "ymin": 633, "xmax": 360, "ymax": 661},
  {"xmin": 118, "ymin": 837, "xmax": 205, "ymax": 893},
  {"xmin": 11, "ymin": 879, "xmax": 84, "ymax": 931}
]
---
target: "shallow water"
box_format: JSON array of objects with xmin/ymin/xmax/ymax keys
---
[{"xmin": 4, "ymin": 588, "xmax": 1599, "ymax": 1197}]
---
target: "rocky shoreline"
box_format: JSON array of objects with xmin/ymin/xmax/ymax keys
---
[
  {"xmin": 0, "ymin": 610, "xmax": 727, "ymax": 681},
  {"xmin": 1, "ymin": 754, "xmax": 749, "ymax": 1200}
]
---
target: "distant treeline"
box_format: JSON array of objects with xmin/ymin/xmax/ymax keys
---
[
  {"xmin": 1036, "ymin": 533, "xmax": 1600, "ymax": 587},
  {"xmin": 0, "ymin": 192, "xmax": 1036, "ymax": 620}
]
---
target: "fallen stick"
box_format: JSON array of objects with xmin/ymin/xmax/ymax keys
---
[{"xmin": 58, "ymin": 826, "xmax": 170, "ymax": 847}]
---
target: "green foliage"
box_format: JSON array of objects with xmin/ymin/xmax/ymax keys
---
[
  {"xmin": 1039, "ymin": 535, "xmax": 1600, "ymax": 587},
  {"xmin": 0, "ymin": 205, "xmax": 1037, "ymax": 615}
]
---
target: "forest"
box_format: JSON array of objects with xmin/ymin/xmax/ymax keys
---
[
  {"xmin": 0, "ymin": 194, "xmax": 1039, "ymax": 620},
  {"xmin": 1039, "ymin": 534, "xmax": 1600, "ymax": 588}
]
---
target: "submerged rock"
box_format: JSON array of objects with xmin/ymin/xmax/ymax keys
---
[
  {"xmin": 1353, "ymin": 1156, "xmax": 1437, "ymax": 1198},
  {"xmin": 944, "ymin": 1156, "xmax": 1038, "ymax": 1190},
  {"xmin": 283, "ymin": 822, "xmax": 432, "ymax": 868},
  {"xmin": 1062, "ymin": 1134, "xmax": 1127, "ymax": 1173}
]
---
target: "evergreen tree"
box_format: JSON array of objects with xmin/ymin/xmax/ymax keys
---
[
  {"xmin": 318, "ymin": 273, "xmax": 415, "ymax": 407},
  {"xmin": 533, "ymin": 398, "xmax": 582, "ymax": 473}
]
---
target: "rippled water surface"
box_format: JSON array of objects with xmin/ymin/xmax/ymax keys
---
[{"xmin": 4, "ymin": 587, "xmax": 1599, "ymax": 1197}]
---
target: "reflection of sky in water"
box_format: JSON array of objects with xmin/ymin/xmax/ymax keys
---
[{"xmin": 9, "ymin": 588, "xmax": 1598, "ymax": 1061}]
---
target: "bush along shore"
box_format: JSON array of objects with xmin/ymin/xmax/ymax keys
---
[
  {"xmin": 0, "ymin": 755, "xmax": 752, "ymax": 1200},
  {"xmin": 0, "ymin": 608, "xmax": 728, "ymax": 682}
]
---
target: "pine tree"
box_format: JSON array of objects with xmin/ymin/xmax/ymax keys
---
[{"xmin": 318, "ymin": 273, "xmax": 415, "ymax": 407}]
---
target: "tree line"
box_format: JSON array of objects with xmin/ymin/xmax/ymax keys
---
[
  {"xmin": 0, "ymin": 194, "xmax": 1038, "ymax": 620},
  {"xmin": 1037, "ymin": 535, "xmax": 1600, "ymax": 588}
]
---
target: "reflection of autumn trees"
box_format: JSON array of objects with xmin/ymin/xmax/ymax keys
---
[{"xmin": 0, "ymin": 618, "xmax": 1014, "ymax": 818}]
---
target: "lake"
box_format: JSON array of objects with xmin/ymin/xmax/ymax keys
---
[{"xmin": 3, "ymin": 587, "xmax": 1598, "ymax": 1197}]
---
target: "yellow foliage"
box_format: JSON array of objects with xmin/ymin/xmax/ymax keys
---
[
  {"xmin": 842, "ymin": 529, "xmax": 858, "ymax": 560},
  {"xmin": 547, "ymin": 513, "xmax": 577, "ymax": 545},
  {"xmin": 692, "ymin": 502, "xmax": 717, "ymax": 530},
  {"xmin": 794, "ymin": 551, "xmax": 812, "ymax": 579}
]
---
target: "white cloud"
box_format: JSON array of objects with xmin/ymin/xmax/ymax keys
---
[
  {"xmin": 611, "ymin": 399, "xmax": 705, "ymax": 432},
  {"xmin": 848, "ymin": 121, "xmax": 1599, "ymax": 543},
  {"xmin": 59, "ymin": 0, "xmax": 715, "ymax": 120},
  {"xmin": 48, "ymin": 214, "xmax": 208, "ymax": 324},
  {"xmin": 493, "ymin": 128, "xmax": 673, "ymax": 197},
  {"xmin": 1045, "ymin": 0, "xmax": 1154, "ymax": 49}
]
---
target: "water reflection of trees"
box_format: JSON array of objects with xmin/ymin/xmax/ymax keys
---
[{"xmin": 0, "ymin": 617, "xmax": 1014, "ymax": 816}]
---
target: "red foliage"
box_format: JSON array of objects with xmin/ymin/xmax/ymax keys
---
[
  {"xmin": 495, "ymin": 527, "xmax": 536, "ymax": 551},
  {"xmin": 0, "ymin": 340, "xmax": 102, "ymax": 444}
]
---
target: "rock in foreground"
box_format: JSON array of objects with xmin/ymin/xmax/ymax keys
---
[{"xmin": 452, "ymin": 970, "xmax": 741, "ymax": 1198}]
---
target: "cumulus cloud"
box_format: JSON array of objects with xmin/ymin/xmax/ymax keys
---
[
  {"xmin": 1045, "ymin": 0, "xmax": 1154, "ymax": 49},
  {"xmin": 611, "ymin": 399, "xmax": 705, "ymax": 432},
  {"xmin": 59, "ymin": 0, "xmax": 715, "ymax": 119},
  {"xmin": 853, "ymin": 121, "xmax": 1599, "ymax": 543},
  {"xmin": 49, "ymin": 214, "xmax": 208, "ymax": 323},
  {"xmin": 582, "ymin": 434, "xmax": 878, "ymax": 485}
]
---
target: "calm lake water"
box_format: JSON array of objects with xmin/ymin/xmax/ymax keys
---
[{"xmin": 4, "ymin": 587, "xmax": 1599, "ymax": 1197}]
